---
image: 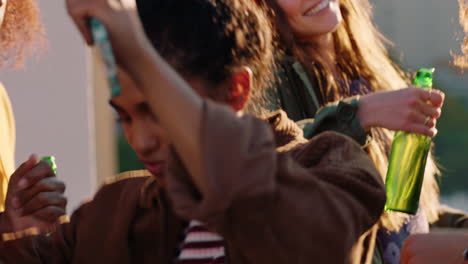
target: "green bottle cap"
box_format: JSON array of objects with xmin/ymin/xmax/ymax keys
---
[
  {"xmin": 40, "ymin": 156, "xmax": 57, "ymax": 175},
  {"xmin": 413, "ymin": 67, "xmax": 435, "ymax": 89}
]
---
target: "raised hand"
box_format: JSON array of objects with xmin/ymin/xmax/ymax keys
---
[{"xmin": 65, "ymin": 0, "xmax": 154, "ymax": 79}]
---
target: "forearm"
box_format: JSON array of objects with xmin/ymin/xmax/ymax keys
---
[
  {"xmin": 130, "ymin": 46, "xmax": 207, "ymax": 194},
  {"xmin": 166, "ymin": 100, "xmax": 277, "ymax": 224}
]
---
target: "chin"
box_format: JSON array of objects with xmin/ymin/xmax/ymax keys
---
[
  {"xmin": 317, "ymin": 16, "xmax": 342, "ymax": 34},
  {"xmin": 301, "ymin": 3, "xmax": 343, "ymax": 37}
]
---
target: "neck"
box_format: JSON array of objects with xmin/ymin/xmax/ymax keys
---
[
  {"xmin": 301, "ymin": 33, "xmax": 340, "ymax": 76},
  {"xmin": 307, "ymin": 33, "xmax": 335, "ymax": 64}
]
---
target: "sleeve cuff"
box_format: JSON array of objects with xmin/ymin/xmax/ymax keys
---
[{"xmin": 302, "ymin": 96, "xmax": 371, "ymax": 147}]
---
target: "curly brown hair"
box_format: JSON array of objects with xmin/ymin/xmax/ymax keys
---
[
  {"xmin": 0, "ymin": 0, "xmax": 45, "ymax": 69},
  {"xmin": 136, "ymin": 0, "xmax": 274, "ymax": 112}
]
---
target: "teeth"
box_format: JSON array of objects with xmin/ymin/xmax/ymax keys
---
[{"xmin": 307, "ymin": 0, "xmax": 330, "ymax": 15}]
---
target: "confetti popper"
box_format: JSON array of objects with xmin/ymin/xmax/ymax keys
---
[
  {"xmin": 90, "ymin": 18, "xmax": 121, "ymax": 97},
  {"xmin": 384, "ymin": 68, "xmax": 435, "ymax": 214},
  {"xmin": 40, "ymin": 156, "xmax": 57, "ymax": 175}
]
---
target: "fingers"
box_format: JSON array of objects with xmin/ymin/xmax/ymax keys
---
[
  {"xmin": 9, "ymin": 154, "xmax": 38, "ymax": 189},
  {"xmin": 66, "ymin": 0, "xmax": 94, "ymax": 45},
  {"xmin": 417, "ymin": 88, "xmax": 445, "ymax": 107},
  {"xmin": 16, "ymin": 161, "xmax": 56, "ymax": 192},
  {"xmin": 66, "ymin": 0, "xmax": 103, "ymax": 45},
  {"xmin": 19, "ymin": 192, "xmax": 67, "ymax": 218},
  {"xmin": 406, "ymin": 123, "xmax": 438, "ymax": 137},
  {"xmin": 74, "ymin": 17, "xmax": 93, "ymax": 45},
  {"xmin": 15, "ymin": 177, "xmax": 66, "ymax": 211},
  {"xmin": 34, "ymin": 206, "xmax": 67, "ymax": 223},
  {"xmin": 417, "ymin": 100, "xmax": 442, "ymax": 119},
  {"xmin": 404, "ymin": 106, "xmax": 438, "ymax": 136}
]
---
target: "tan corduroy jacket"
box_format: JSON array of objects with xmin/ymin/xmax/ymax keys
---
[{"xmin": 0, "ymin": 101, "xmax": 385, "ymax": 263}]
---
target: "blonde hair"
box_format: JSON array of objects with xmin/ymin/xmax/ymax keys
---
[
  {"xmin": 455, "ymin": 0, "xmax": 468, "ymax": 68},
  {"xmin": 265, "ymin": 0, "xmax": 440, "ymax": 231},
  {"xmin": 0, "ymin": 0, "xmax": 45, "ymax": 69}
]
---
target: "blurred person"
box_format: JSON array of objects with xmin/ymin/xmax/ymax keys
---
[
  {"xmin": 260, "ymin": 0, "xmax": 448, "ymax": 263},
  {"xmin": 0, "ymin": 0, "xmax": 386, "ymax": 262},
  {"xmin": 0, "ymin": 0, "xmax": 44, "ymax": 212},
  {"xmin": 0, "ymin": 0, "xmax": 66, "ymax": 231},
  {"xmin": 401, "ymin": 232, "xmax": 468, "ymax": 264},
  {"xmin": 455, "ymin": 0, "xmax": 468, "ymax": 68}
]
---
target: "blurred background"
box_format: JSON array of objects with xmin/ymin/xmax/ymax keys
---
[{"xmin": 1, "ymin": 0, "xmax": 467, "ymax": 211}]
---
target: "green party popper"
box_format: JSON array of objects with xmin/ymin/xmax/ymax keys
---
[
  {"xmin": 40, "ymin": 156, "xmax": 57, "ymax": 175},
  {"xmin": 90, "ymin": 18, "xmax": 121, "ymax": 97},
  {"xmin": 384, "ymin": 68, "xmax": 434, "ymax": 214}
]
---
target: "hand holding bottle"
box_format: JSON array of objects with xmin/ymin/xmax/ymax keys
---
[
  {"xmin": 3, "ymin": 155, "xmax": 66, "ymax": 233},
  {"xmin": 385, "ymin": 68, "xmax": 438, "ymax": 214},
  {"xmin": 358, "ymin": 87, "xmax": 445, "ymax": 137},
  {"xmin": 66, "ymin": 0, "xmax": 156, "ymax": 86}
]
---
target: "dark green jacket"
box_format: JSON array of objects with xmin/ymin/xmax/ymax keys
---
[{"xmin": 267, "ymin": 57, "xmax": 369, "ymax": 146}]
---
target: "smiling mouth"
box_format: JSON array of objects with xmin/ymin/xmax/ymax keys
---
[{"xmin": 304, "ymin": 0, "xmax": 330, "ymax": 16}]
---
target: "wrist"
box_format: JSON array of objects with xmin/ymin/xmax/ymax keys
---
[
  {"xmin": 357, "ymin": 94, "xmax": 374, "ymax": 131},
  {"xmin": 0, "ymin": 211, "xmax": 13, "ymax": 234}
]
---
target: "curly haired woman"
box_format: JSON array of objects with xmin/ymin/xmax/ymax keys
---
[
  {"xmin": 0, "ymin": 0, "xmax": 44, "ymax": 211},
  {"xmin": 0, "ymin": 0, "xmax": 66, "ymax": 232}
]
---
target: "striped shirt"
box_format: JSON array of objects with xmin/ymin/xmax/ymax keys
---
[{"xmin": 176, "ymin": 220, "xmax": 226, "ymax": 264}]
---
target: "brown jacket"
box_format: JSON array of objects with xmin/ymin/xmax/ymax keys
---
[{"xmin": 0, "ymin": 101, "xmax": 385, "ymax": 263}]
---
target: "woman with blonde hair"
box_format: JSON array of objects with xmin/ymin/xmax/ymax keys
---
[{"xmin": 261, "ymin": 0, "xmax": 447, "ymax": 263}]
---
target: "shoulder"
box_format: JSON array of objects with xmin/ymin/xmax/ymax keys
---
[
  {"xmin": 80, "ymin": 170, "xmax": 156, "ymax": 210},
  {"xmin": 0, "ymin": 83, "xmax": 12, "ymax": 111},
  {"xmin": 103, "ymin": 169, "xmax": 153, "ymax": 186},
  {"xmin": 96, "ymin": 170, "xmax": 154, "ymax": 198}
]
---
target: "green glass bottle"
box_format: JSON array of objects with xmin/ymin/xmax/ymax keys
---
[
  {"xmin": 40, "ymin": 156, "xmax": 57, "ymax": 175},
  {"xmin": 90, "ymin": 18, "xmax": 121, "ymax": 97},
  {"xmin": 384, "ymin": 68, "xmax": 434, "ymax": 214}
]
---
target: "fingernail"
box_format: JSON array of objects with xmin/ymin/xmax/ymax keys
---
[
  {"xmin": 27, "ymin": 154, "xmax": 37, "ymax": 167},
  {"xmin": 12, "ymin": 197, "xmax": 20, "ymax": 208},
  {"xmin": 18, "ymin": 179, "xmax": 28, "ymax": 189}
]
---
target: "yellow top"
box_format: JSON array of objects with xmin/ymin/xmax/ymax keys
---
[{"xmin": 0, "ymin": 83, "xmax": 15, "ymax": 211}]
